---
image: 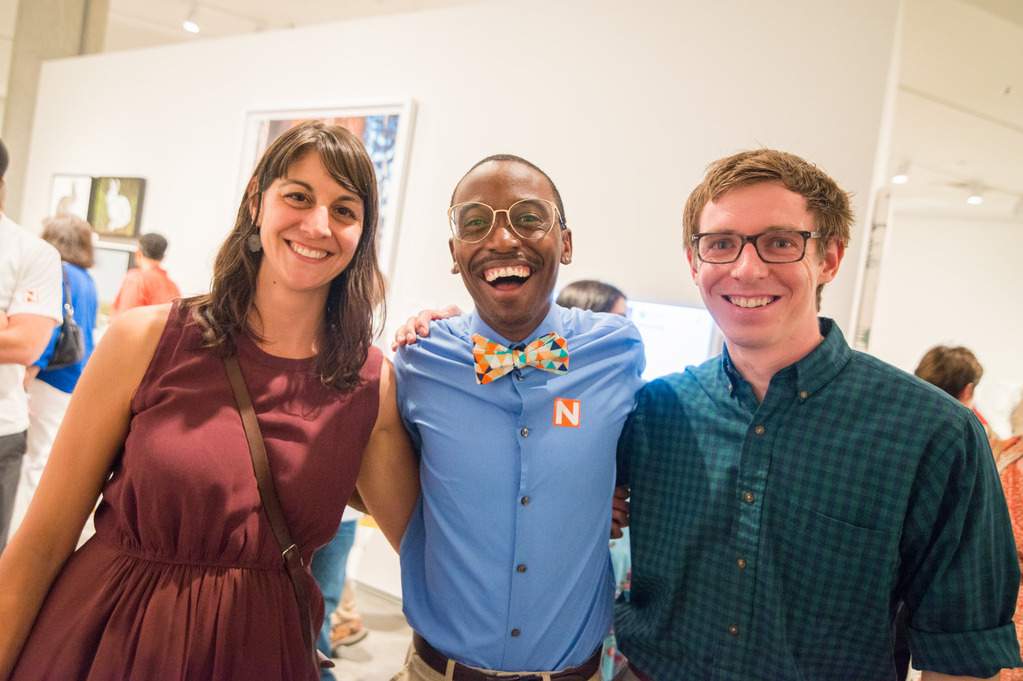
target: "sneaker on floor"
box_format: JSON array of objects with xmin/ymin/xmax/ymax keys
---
[{"xmin": 330, "ymin": 620, "xmax": 368, "ymax": 655}]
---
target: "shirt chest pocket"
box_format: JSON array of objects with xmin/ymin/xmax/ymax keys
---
[{"xmin": 770, "ymin": 499, "xmax": 897, "ymax": 636}]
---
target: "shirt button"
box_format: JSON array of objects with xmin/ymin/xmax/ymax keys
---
[
  {"xmin": 728, "ymin": 623, "xmax": 739, "ymax": 635},
  {"xmin": 754, "ymin": 425, "xmax": 765, "ymax": 435},
  {"xmin": 520, "ymin": 428, "xmax": 530, "ymax": 437},
  {"xmin": 799, "ymin": 390, "xmax": 808, "ymax": 399},
  {"xmin": 736, "ymin": 558, "xmax": 747, "ymax": 569},
  {"xmin": 517, "ymin": 564, "xmax": 527, "ymax": 573},
  {"xmin": 743, "ymin": 491, "xmax": 755, "ymax": 504},
  {"xmin": 520, "ymin": 496, "xmax": 530, "ymax": 506},
  {"xmin": 511, "ymin": 629, "xmax": 521, "ymax": 637},
  {"xmin": 516, "ymin": 373, "xmax": 524, "ymax": 381}
]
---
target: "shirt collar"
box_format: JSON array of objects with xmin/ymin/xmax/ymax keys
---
[
  {"xmin": 721, "ymin": 317, "xmax": 852, "ymax": 400},
  {"xmin": 467, "ymin": 304, "xmax": 565, "ymax": 347}
]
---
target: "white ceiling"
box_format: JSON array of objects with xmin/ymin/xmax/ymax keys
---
[
  {"xmin": 4, "ymin": 0, "xmax": 1022, "ymax": 222},
  {"xmin": 891, "ymin": 0, "xmax": 1023, "ymax": 222}
]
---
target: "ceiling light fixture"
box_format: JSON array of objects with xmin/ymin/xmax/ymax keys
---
[
  {"xmin": 891, "ymin": 162, "xmax": 909, "ymax": 185},
  {"xmin": 183, "ymin": 5, "xmax": 200, "ymax": 34},
  {"xmin": 966, "ymin": 185, "xmax": 984, "ymax": 205}
]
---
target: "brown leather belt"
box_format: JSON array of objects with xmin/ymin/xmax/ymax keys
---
[{"xmin": 412, "ymin": 632, "xmax": 601, "ymax": 681}]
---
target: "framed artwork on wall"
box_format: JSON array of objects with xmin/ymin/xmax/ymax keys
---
[
  {"xmin": 50, "ymin": 174, "xmax": 94, "ymax": 220},
  {"xmin": 89, "ymin": 177, "xmax": 146, "ymax": 239},
  {"xmin": 89, "ymin": 242, "xmax": 137, "ymax": 322},
  {"xmin": 240, "ymin": 100, "xmax": 416, "ymax": 277}
]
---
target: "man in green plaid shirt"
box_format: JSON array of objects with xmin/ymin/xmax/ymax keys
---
[{"xmin": 615, "ymin": 149, "xmax": 1021, "ymax": 680}]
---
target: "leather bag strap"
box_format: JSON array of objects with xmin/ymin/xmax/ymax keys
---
[{"xmin": 223, "ymin": 354, "xmax": 329, "ymax": 674}]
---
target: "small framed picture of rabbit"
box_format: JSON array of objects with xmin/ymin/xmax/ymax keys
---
[{"xmin": 89, "ymin": 176, "xmax": 146, "ymax": 239}]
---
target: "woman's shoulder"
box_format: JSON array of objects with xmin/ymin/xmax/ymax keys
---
[{"xmin": 101, "ymin": 303, "xmax": 175, "ymax": 360}]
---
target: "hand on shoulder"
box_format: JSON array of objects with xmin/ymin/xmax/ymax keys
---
[{"xmin": 390, "ymin": 304, "xmax": 464, "ymax": 351}]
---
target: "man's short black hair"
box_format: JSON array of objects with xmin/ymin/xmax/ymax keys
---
[{"xmin": 138, "ymin": 232, "xmax": 169, "ymax": 261}]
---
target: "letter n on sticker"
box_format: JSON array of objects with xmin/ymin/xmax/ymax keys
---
[{"xmin": 553, "ymin": 398, "xmax": 581, "ymax": 427}]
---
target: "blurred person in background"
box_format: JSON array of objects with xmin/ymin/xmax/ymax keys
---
[
  {"xmin": 9, "ymin": 215, "xmax": 98, "ymax": 538},
  {"xmin": 556, "ymin": 279, "xmax": 627, "ymax": 317},
  {"xmin": 996, "ymin": 389, "xmax": 1023, "ymax": 680},
  {"xmin": 109, "ymin": 232, "xmax": 180, "ymax": 318},
  {"xmin": 913, "ymin": 344, "xmax": 1010, "ymax": 456},
  {"xmin": 0, "ymin": 137, "xmax": 62, "ymax": 552}
]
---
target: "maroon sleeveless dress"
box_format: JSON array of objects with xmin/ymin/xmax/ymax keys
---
[{"xmin": 13, "ymin": 303, "xmax": 382, "ymax": 680}]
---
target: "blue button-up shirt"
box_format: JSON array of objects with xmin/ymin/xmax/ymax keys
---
[{"xmin": 395, "ymin": 305, "xmax": 645, "ymax": 671}]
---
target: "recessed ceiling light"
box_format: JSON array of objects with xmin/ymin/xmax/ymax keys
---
[
  {"xmin": 891, "ymin": 162, "xmax": 909, "ymax": 185},
  {"xmin": 183, "ymin": 5, "xmax": 200, "ymax": 33}
]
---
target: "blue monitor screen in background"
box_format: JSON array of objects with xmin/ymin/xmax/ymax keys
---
[{"xmin": 627, "ymin": 300, "xmax": 720, "ymax": 381}]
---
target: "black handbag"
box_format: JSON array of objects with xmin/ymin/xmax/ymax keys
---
[{"xmin": 46, "ymin": 266, "xmax": 85, "ymax": 370}]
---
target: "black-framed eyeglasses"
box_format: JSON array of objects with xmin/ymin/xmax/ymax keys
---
[
  {"xmin": 448, "ymin": 199, "xmax": 565, "ymax": 243},
  {"xmin": 691, "ymin": 230, "xmax": 822, "ymax": 264}
]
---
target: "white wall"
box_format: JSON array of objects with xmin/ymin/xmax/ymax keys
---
[
  {"xmin": 868, "ymin": 212, "xmax": 1023, "ymax": 436},
  {"xmin": 19, "ymin": 0, "xmax": 902, "ymax": 596},
  {"xmin": 20, "ymin": 0, "xmax": 899, "ymax": 337}
]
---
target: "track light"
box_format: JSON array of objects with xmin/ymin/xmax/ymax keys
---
[
  {"xmin": 891, "ymin": 162, "xmax": 909, "ymax": 185},
  {"xmin": 183, "ymin": 5, "xmax": 200, "ymax": 33}
]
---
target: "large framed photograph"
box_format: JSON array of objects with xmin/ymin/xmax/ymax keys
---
[
  {"xmin": 240, "ymin": 101, "xmax": 416, "ymax": 277},
  {"xmin": 50, "ymin": 174, "xmax": 94, "ymax": 220},
  {"xmin": 89, "ymin": 176, "xmax": 146, "ymax": 239}
]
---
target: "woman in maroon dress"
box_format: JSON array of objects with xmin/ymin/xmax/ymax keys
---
[{"xmin": 0, "ymin": 121, "xmax": 418, "ymax": 681}]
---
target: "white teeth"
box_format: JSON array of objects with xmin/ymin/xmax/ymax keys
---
[
  {"xmin": 291, "ymin": 242, "xmax": 328, "ymax": 259},
  {"xmin": 729, "ymin": 296, "xmax": 773, "ymax": 308},
  {"xmin": 485, "ymin": 266, "xmax": 530, "ymax": 282}
]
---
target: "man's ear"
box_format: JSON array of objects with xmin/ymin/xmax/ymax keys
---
[
  {"xmin": 818, "ymin": 239, "xmax": 845, "ymax": 284},
  {"xmin": 686, "ymin": 249, "xmax": 699, "ymax": 280},
  {"xmin": 560, "ymin": 228, "xmax": 573, "ymax": 265},
  {"xmin": 448, "ymin": 238, "xmax": 459, "ymax": 275}
]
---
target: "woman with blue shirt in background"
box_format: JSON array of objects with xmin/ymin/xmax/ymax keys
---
[{"xmin": 13, "ymin": 214, "xmax": 98, "ymax": 534}]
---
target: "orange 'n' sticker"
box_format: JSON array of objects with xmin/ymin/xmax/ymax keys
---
[{"xmin": 553, "ymin": 398, "xmax": 580, "ymax": 427}]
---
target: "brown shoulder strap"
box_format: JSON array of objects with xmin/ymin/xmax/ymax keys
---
[{"xmin": 223, "ymin": 354, "xmax": 330, "ymax": 673}]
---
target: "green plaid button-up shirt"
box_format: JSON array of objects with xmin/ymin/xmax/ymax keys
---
[{"xmin": 616, "ymin": 318, "xmax": 1020, "ymax": 680}]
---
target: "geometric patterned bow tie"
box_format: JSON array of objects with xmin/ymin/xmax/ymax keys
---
[{"xmin": 472, "ymin": 332, "xmax": 569, "ymax": 385}]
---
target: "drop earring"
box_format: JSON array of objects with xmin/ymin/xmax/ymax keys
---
[{"xmin": 246, "ymin": 229, "xmax": 262, "ymax": 253}]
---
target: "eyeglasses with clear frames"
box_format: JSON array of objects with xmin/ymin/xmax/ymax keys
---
[
  {"xmin": 691, "ymin": 230, "xmax": 822, "ymax": 264},
  {"xmin": 448, "ymin": 199, "xmax": 565, "ymax": 243}
]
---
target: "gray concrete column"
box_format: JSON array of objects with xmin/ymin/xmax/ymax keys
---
[{"xmin": 1, "ymin": 0, "xmax": 108, "ymax": 222}]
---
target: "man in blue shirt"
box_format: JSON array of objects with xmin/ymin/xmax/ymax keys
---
[
  {"xmin": 393, "ymin": 155, "xmax": 645, "ymax": 679},
  {"xmin": 615, "ymin": 149, "xmax": 1020, "ymax": 680}
]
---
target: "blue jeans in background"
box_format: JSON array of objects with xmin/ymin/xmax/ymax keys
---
[{"xmin": 310, "ymin": 519, "xmax": 358, "ymax": 681}]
